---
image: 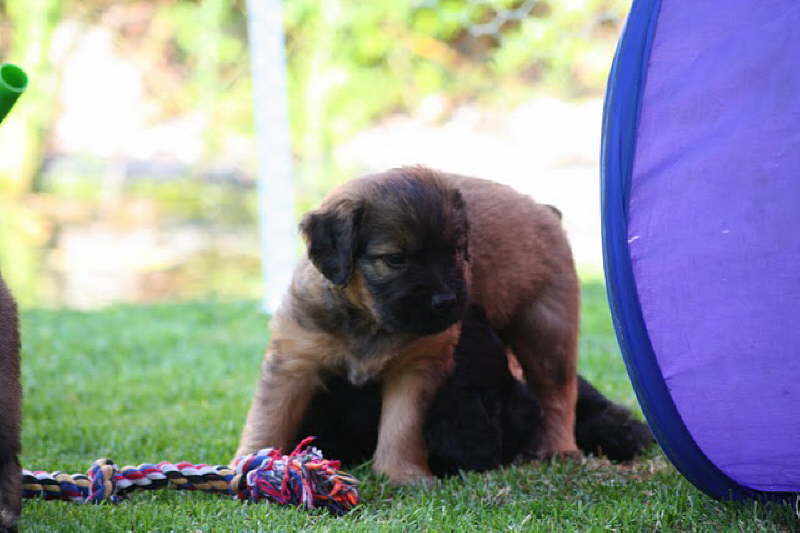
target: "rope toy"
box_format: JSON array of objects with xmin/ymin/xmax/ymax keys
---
[{"xmin": 21, "ymin": 437, "xmax": 360, "ymax": 515}]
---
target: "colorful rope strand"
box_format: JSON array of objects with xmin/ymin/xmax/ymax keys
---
[{"xmin": 22, "ymin": 437, "xmax": 360, "ymax": 515}]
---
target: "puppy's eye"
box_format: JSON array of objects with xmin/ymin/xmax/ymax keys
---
[{"xmin": 382, "ymin": 253, "xmax": 407, "ymax": 268}]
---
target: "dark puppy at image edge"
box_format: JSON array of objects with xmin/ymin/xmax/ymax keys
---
[
  {"xmin": 0, "ymin": 275, "xmax": 21, "ymax": 532},
  {"xmin": 298, "ymin": 306, "xmax": 653, "ymax": 476}
]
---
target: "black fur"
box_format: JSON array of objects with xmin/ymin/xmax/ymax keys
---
[
  {"xmin": 575, "ymin": 378, "xmax": 654, "ymax": 462},
  {"xmin": 298, "ymin": 375, "xmax": 381, "ymax": 466},
  {"xmin": 423, "ymin": 307, "xmax": 541, "ymax": 475},
  {"xmin": 297, "ymin": 307, "xmax": 653, "ymax": 475}
]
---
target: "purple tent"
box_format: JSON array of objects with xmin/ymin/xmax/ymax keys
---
[{"xmin": 601, "ymin": 0, "xmax": 799, "ymax": 500}]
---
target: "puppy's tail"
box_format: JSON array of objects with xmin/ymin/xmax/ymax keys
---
[{"xmin": 575, "ymin": 376, "xmax": 654, "ymax": 461}]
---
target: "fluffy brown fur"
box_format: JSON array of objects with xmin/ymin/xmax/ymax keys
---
[
  {"xmin": 0, "ymin": 275, "xmax": 21, "ymax": 532},
  {"xmin": 235, "ymin": 166, "xmax": 579, "ymax": 484}
]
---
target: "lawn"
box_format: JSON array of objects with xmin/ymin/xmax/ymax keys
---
[{"xmin": 18, "ymin": 280, "xmax": 798, "ymax": 531}]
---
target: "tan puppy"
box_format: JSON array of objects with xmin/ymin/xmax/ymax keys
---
[{"xmin": 235, "ymin": 166, "xmax": 579, "ymax": 484}]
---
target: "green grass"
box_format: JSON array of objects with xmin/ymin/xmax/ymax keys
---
[{"xmin": 19, "ymin": 281, "xmax": 799, "ymax": 531}]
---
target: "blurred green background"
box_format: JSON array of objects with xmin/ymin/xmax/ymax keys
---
[{"xmin": 0, "ymin": 0, "xmax": 628, "ymax": 308}]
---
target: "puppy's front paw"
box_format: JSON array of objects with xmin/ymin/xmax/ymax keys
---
[
  {"xmin": 535, "ymin": 427, "xmax": 582, "ymax": 461},
  {"xmin": 0, "ymin": 506, "xmax": 18, "ymax": 533},
  {"xmin": 0, "ymin": 467, "xmax": 21, "ymax": 533},
  {"xmin": 373, "ymin": 462, "xmax": 435, "ymax": 486}
]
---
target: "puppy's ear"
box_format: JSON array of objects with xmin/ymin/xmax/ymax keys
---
[{"xmin": 300, "ymin": 201, "xmax": 364, "ymax": 286}]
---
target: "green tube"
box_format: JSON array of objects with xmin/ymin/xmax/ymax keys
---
[{"xmin": 0, "ymin": 63, "xmax": 28, "ymax": 125}]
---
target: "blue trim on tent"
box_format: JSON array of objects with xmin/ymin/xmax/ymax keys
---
[{"xmin": 599, "ymin": 0, "xmax": 795, "ymax": 502}]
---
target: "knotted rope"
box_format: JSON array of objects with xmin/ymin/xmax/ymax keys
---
[{"xmin": 22, "ymin": 437, "xmax": 360, "ymax": 515}]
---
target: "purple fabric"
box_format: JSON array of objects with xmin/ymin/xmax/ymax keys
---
[{"xmin": 628, "ymin": 0, "xmax": 800, "ymax": 492}]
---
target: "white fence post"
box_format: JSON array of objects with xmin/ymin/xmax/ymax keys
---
[{"xmin": 246, "ymin": 0, "xmax": 297, "ymax": 314}]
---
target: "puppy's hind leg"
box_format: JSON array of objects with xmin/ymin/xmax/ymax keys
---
[{"xmin": 502, "ymin": 278, "xmax": 580, "ymax": 459}]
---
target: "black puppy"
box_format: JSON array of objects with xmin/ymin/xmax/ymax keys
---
[
  {"xmin": 0, "ymin": 275, "xmax": 21, "ymax": 531},
  {"xmin": 297, "ymin": 307, "xmax": 653, "ymax": 476}
]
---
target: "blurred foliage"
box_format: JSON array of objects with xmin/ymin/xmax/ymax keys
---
[
  {"xmin": 0, "ymin": 0, "xmax": 627, "ymax": 306},
  {"xmin": 283, "ymin": 0, "xmax": 627, "ymax": 205},
  {"xmin": 0, "ymin": 0, "xmax": 628, "ymax": 187}
]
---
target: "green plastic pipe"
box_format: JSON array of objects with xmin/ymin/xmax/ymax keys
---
[{"xmin": 0, "ymin": 63, "xmax": 28, "ymax": 125}]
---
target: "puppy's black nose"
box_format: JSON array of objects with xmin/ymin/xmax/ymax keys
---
[{"xmin": 431, "ymin": 292, "xmax": 457, "ymax": 311}]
